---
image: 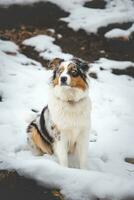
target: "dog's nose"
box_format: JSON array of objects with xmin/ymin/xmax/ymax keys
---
[{"xmin": 61, "ymin": 76, "xmax": 67, "ymax": 84}]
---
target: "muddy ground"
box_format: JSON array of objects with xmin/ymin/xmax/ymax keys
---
[
  {"xmin": 0, "ymin": 1, "xmax": 134, "ymax": 200},
  {"xmin": 0, "ymin": 170, "xmax": 63, "ymax": 200}
]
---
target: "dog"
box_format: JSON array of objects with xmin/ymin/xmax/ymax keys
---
[{"xmin": 27, "ymin": 58, "xmax": 91, "ymax": 169}]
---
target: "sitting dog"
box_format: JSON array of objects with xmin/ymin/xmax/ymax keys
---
[{"xmin": 27, "ymin": 58, "xmax": 91, "ymax": 169}]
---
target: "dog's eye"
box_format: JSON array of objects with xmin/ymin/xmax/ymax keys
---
[{"xmin": 71, "ymin": 70, "xmax": 78, "ymax": 77}]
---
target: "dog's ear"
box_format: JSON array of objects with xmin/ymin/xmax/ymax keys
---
[
  {"xmin": 49, "ymin": 58, "xmax": 64, "ymax": 69},
  {"xmin": 71, "ymin": 58, "xmax": 90, "ymax": 73}
]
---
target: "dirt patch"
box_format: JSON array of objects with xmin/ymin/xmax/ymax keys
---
[
  {"xmin": 84, "ymin": 0, "xmax": 106, "ymax": 9},
  {"xmin": 0, "ymin": 2, "xmax": 69, "ymax": 29},
  {"xmin": 21, "ymin": 45, "xmax": 49, "ymax": 67},
  {"xmin": 0, "ymin": 96, "xmax": 2, "ymax": 102},
  {"xmin": 112, "ymin": 67, "xmax": 134, "ymax": 78},
  {"xmin": 55, "ymin": 22, "xmax": 134, "ymax": 62},
  {"xmin": 0, "ymin": 170, "xmax": 63, "ymax": 200},
  {"xmin": 125, "ymin": 157, "xmax": 134, "ymax": 164},
  {"xmin": 98, "ymin": 22, "xmax": 133, "ymax": 35}
]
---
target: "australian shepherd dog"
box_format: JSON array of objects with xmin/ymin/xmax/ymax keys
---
[{"xmin": 27, "ymin": 58, "xmax": 91, "ymax": 169}]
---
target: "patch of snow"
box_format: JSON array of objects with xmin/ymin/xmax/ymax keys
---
[
  {"xmin": 105, "ymin": 23, "xmax": 134, "ymax": 40},
  {"xmin": 0, "ymin": 0, "xmax": 38, "ymax": 6},
  {"xmin": 47, "ymin": 28, "xmax": 55, "ymax": 34},
  {"xmin": 62, "ymin": 2, "xmax": 134, "ymax": 34},
  {"xmin": 57, "ymin": 34, "xmax": 62, "ymax": 39},
  {"xmin": 0, "ymin": 0, "xmax": 86, "ymax": 9},
  {"xmin": 23, "ymin": 35, "xmax": 72, "ymax": 60},
  {"xmin": 0, "ymin": 39, "xmax": 134, "ymax": 200},
  {"xmin": 0, "ymin": 40, "xmax": 19, "ymax": 53},
  {"xmin": 94, "ymin": 57, "xmax": 134, "ymax": 70}
]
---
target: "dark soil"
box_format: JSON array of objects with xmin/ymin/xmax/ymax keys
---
[
  {"xmin": 0, "ymin": 2, "xmax": 69, "ymax": 29},
  {"xmin": 0, "ymin": 170, "xmax": 63, "ymax": 200},
  {"xmin": 84, "ymin": 0, "xmax": 106, "ymax": 9},
  {"xmin": 112, "ymin": 67, "xmax": 134, "ymax": 78},
  {"xmin": 0, "ymin": 96, "xmax": 2, "ymax": 102},
  {"xmin": 125, "ymin": 157, "xmax": 134, "ymax": 164}
]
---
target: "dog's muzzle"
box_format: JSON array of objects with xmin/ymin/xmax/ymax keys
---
[{"xmin": 60, "ymin": 76, "xmax": 68, "ymax": 86}]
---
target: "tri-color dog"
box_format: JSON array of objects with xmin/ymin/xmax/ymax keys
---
[{"xmin": 27, "ymin": 58, "xmax": 91, "ymax": 169}]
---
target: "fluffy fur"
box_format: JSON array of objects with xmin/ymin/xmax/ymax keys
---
[{"xmin": 27, "ymin": 58, "xmax": 91, "ymax": 169}]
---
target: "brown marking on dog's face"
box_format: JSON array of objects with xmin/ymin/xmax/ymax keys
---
[
  {"xmin": 68, "ymin": 63, "xmax": 76, "ymax": 70},
  {"xmin": 52, "ymin": 76, "xmax": 59, "ymax": 86},
  {"xmin": 30, "ymin": 126, "xmax": 53, "ymax": 154},
  {"xmin": 52, "ymin": 65, "xmax": 65, "ymax": 86},
  {"xmin": 70, "ymin": 76, "xmax": 87, "ymax": 90},
  {"xmin": 49, "ymin": 58, "xmax": 64, "ymax": 69},
  {"xmin": 67, "ymin": 63, "xmax": 87, "ymax": 90}
]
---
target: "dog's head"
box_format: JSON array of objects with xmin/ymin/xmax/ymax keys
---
[
  {"xmin": 50, "ymin": 58, "xmax": 90, "ymax": 91},
  {"xmin": 49, "ymin": 58, "xmax": 90, "ymax": 102}
]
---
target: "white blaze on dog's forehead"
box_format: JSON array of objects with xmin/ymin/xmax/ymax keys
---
[
  {"xmin": 59, "ymin": 61, "xmax": 72, "ymax": 85},
  {"xmin": 59, "ymin": 61, "xmax": 73, "ymax": 68},
  {"xmin": 59, "ymin": 61, "xmax": 72, "ymax": 75}
]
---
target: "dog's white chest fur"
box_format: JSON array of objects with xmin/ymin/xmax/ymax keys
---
[
  {"xmin": 48, "ymin": 92, "xmax": 91, "ymax": 132},
  {"xmin": 48, "ymin": 86, "xmax": 91, "ymax": 168}
]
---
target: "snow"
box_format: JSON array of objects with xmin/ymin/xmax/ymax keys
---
[
  {"xmin": 0, "ymin": 40, "xmax": 19, "ymax": 53},
  {"xmin": 94, "ymin": 57, "xmax": 134, "ymax": 70},
  {"xmin": 0, "ymin": 0, "xmax": 134, "ymax": 34},
  {"xmin": 23, "ymin": 35, "xmax": 72, "ymax": 60},
  {"xmin": 0, "ymin": 38, "xmax": 134, "ymax": 200},
  {"xmin": 105, "ymin": 23, "xmax": 134, "ymax": 40},
  {"xmin": 62, "ymin": 0, "xmax": 134, "ymax": 34},
  {"xmin": 0, "ymin": 0, "xmax": 86, "ymax": 9}
]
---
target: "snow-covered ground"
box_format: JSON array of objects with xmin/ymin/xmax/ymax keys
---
[
  {"xmin": 0, "ymin": 36, "xmax": 134, "ymax": 200},
  {"xmin": 61, "ymin": 0, "xmax": 134, "ymax": 34}
]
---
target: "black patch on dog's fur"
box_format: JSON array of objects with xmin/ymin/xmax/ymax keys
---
[
  {"xmin": 77, "ymin": 68, "xmax": 87, "ymax": 83},
  {"xmin": 28, "ymin": 122, "xmax": 52, "ymax": 147},
  {"xmin": 52, "ymin": 69, "xmax": 57, "ymax": 80},
  {"xmin": 71, "ymin": 58, "xmax": 89, "ymax": 84},
  {"xmin": 71, "ymin": 58, "xmax": 89, "ymax": 72},
  {"xmin": 40, "ymin": 106, "xmax": 54, "ymax": 144}
]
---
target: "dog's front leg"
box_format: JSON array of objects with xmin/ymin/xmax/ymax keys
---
[
  {"xmin": 76, "ymin": 132, "xmax": 89, "ymax": 169},
  {"xmin": 54, "ymin": 133, "xmax": 68, "ymax": 167}
]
